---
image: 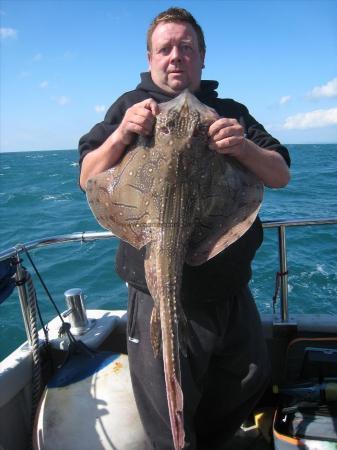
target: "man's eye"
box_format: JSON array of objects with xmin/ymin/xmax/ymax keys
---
[
  {"xmin": 159, "ymin": 47, "xmax": 170, "ymax": 55},
  {"xmin": 181, "ymin": 44, "xmax": 192, "ymax": 53}
]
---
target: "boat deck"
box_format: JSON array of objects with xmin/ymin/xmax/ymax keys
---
[{"xmin": 224, "ymin": 429, "xmax": 272, "ymax": 450}]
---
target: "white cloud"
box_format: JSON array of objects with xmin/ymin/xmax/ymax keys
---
[
  {"xmin": 18, "ymin": 70, "xmax": 30, "ymax": 79},
  {"xmin": 94, "ymin": 105, "xmax": 106, "ymax": 113},
  {"xmin": 40, "ymin": 80, "xmax": 49, "ymax": 89},
  {"xmin": 280, "ymin": 95, "xmax": 291, "ymax": 105},
  {"xmin": 0, "ymin": 27, "xmax": 17, "ymax": 39},
  {"xmin": 33, "ymin": 53, "xmax": 43, "ymax": 62},
  {"xmin": 308, "ymin": 78, "xmax": 337, "ymax": 99},
  {"xmin": 284, "ymin": 107, "xmax": 337, "ymax": 129},
  {"xmin": 64, "ymin": 50, "xmax": 75, "ymax": 60},
  {"xmin": 55, "ymin": 96, "xmax": 70, "ymax": 106}
]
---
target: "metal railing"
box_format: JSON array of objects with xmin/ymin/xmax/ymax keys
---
[
  {"xmin": 1, "ymin": 218, "xmax": 336, "ymax": 327},
  {"xmin": 0, "ymin": 231, "xmax": 115, "ymax": 261},
  {"xmin": 263, "ymin": 217, "xmax": 337, "ymax": 321}
]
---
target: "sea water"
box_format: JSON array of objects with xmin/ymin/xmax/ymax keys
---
[{"xmin": 0, "ymin": 145, "xmax": 336, "ymax": 360}]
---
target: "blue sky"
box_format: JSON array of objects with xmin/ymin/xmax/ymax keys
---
[{"xmin": 1, "ymin": 0, "xmax": 337, "ymax": 152}]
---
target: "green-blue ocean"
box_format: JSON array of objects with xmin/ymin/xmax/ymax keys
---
[{"xmin": 1, "ymin": 145, "xmax": 336, "ymax": 360}]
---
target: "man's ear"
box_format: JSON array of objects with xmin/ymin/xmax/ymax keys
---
[
  {"xmin": 201, "ymin": 50, "xmax": 206, "ymax": 69},
  {"xmin": 147, "ymin": 51, "xmax": 152, "ymax": 71}
]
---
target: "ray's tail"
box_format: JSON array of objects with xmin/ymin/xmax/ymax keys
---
[{"xmin": 144, "ymin": 181, "xmax": 193, "ymax": 450}]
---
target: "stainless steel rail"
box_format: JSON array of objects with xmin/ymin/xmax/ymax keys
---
[
  {"xmin": 0, "ymin": 231, "xmax": 115, "ymax": 261},
  {"xmin": 1, "ymin": 218, "xmax": 336, "ymax": 324},
  {"xmin": 263, "ymin": 217, "xmax": 337, "ymax": 321},
  {"xmin": 262, "ymin": 217, "xmax": 337, "ymax": 228}
]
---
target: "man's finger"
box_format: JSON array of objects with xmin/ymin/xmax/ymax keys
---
[
  {"xmin": 210, "ymin": 135, "xmax": 244, "ymax": 151},
  {"xmin": 212, "ymin": 125, "xmax": 243, "ymax": 141},
  {"xmin": 208, "ymin": 118, "xmax": 238, "ymax": 136},
  {"xmin": 142, "ymin": 98, "xmax": 159, "ymax": 116}
]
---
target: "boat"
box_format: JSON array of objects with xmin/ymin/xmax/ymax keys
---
[{"xmin": 0, "ymin": 218, "xmax": 336, "ymax": 450}]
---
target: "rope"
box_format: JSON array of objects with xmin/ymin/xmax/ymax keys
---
[
  {"xmin": 23, "ymin": 247, "xmax": 78, "ymax": 347},
  {"xmin": 272, "ymin": 270, "xmax": 289, "ymax": 313},
  {"xmin": 18, "ymin": 247, "xmax": 95, "ymax": 448},
  {"xmin": 25, "ymin": 270, "xmax": 42, "ymax": 450},
  {"xmin": 22, "ymin": 247, "xmax": 95, "ymax": 362}
]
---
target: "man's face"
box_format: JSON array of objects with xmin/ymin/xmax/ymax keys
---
[{"xmin": 148, "ymin": 21, "xmax": 205, "ymax": 95}]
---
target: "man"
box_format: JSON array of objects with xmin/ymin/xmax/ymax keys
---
[{"xmin": 79, "ymin": 7, "xmax": 290, "ymax": 450}]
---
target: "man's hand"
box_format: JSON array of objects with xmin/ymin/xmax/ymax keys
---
[
  {"xmin": 207, "ymin": 117, "xmax": 290, "ymax": 188},
  {"xmin": 80, "ymin": 98, "xmax": 159, "ymax": 190},
  {"xmin": 115, "ymin": 98, "xmax": 159, "ymax": 146},
  {"xmin": 208, "ymin": 118, "xmax": 245, "ymax": 157}
]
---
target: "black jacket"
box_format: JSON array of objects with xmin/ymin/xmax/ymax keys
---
[{"xmin": 79, "ymin": 73, "xmax": 290, "ymax": 301}]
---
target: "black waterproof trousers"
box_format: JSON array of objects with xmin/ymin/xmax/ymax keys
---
[{"xmin": 127, "ymin": 285, "xmax": 270, "ymax": 450}]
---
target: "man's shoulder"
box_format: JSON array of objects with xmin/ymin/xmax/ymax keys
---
[
  {"xmin": 116, "ymin": 88, "xmax": 150, "ymax": 104},
  {"xmin": 104, "ymin": 88, "xmax": 150, "ymax": 122},
  {"xmin": 211, "ymin": 97, "xmax": 249, "ymax": 117}
]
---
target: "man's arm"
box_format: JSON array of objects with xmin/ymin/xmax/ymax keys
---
[
  {"xmin": 235, "ymin": 139, "xmax": 290, "ymax": 188},
  {"xmin": 80, "ymin": 98, "xmax": 159, "ymax": 191},
  {"xmin": 79, "ymin": 132, "xmax": 127, "ymax": 191},
  {"xmin": 208, "ymin": 118, "xmax": 290, "ymax": 188}
]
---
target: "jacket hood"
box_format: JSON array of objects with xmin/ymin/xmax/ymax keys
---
[{"xmin": 136, "ymin": 72, "xmax": 219, "ymax": 104}]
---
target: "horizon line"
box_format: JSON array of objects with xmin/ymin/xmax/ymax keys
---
[{"xmin": 1, "ymin": 142, "xmax": 337, "ymax": 154}]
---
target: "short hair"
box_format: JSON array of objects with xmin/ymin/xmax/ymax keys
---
[{"xmin": 147, "ymin": 7, "xmax": 206, "ymax": 54}]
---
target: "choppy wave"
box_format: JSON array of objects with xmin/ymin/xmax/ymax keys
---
[{"xmin": 42, "ymin": 193, "xmax": 73, "ymax": 201}]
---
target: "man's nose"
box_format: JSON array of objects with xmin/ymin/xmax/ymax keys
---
[{"xmin": 170, "ymin": 46, "xmax": 182, "ymax": 62}]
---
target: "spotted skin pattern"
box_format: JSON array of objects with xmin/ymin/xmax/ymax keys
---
[{"xmin": 86, "ymin": 90, "xmax": 264, "ymax": 450}]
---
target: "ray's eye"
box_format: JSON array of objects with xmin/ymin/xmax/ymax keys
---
[
  {"xmin": 193, "ymin": 124, "xmax": 207, "ymax": 137},
  {"xmin": 193, "ymin": 126, "xmax": 201, "ymax": 137},
  {"xmin": 160, "ymin": 126, "xmax": 170, "ymax": 134}
]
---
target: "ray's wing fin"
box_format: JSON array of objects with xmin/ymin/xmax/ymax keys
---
[
  {"xmin": 186, "ymin": 155, "xmax": 264, "ymax": 266},
  {"xmin": 86, "ymin": 146, "xmax": 158, "ymax": 249}
]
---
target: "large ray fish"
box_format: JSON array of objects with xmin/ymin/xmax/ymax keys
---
[{"xmin": 86, "ymin": 91, "xmax": 263, "ymax": 450}]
